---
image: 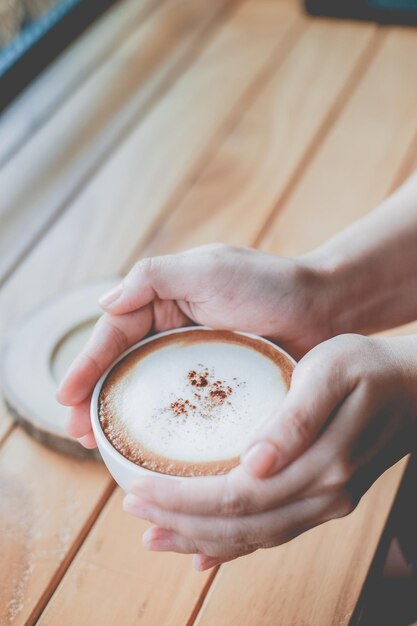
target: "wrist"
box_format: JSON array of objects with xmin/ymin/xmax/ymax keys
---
[
  {"xmin": 301, "ymin": 241, "xmax": 384, "ymax": 338},
  {"xmin": 300, "ymin": 247, "xmax": 355, "ymax": 340},
  {"xmin": 376, "ymin": 335, "xmax": 417, "ymax": 429},
  {"xmin": 380, "ymin": 335, "xmax": 417, "ymax": 385},
  {"xmin": 273, "ymin": 252, "xmax": 343, "ymax": 354}
]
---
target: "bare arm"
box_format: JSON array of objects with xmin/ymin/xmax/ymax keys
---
[{"xmin": 305, "ymin": 170, "xmax": 417, "ymax": 336}]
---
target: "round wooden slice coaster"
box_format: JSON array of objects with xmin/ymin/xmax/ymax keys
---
[{"xmin": 0, "ymin": 278, "xmax": 120, "ymax": 459}]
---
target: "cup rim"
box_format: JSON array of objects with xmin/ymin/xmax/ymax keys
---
[{"xmin": 91, "ymin": 325, "xmax": 296, "ymax": 479}]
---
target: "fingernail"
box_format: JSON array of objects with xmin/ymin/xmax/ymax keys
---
[
  {"xmin": 142, "ymin": 528, "xmax": 154, "ymax": 548},
  {"xmin": 193, "ymin": 555, "xmax": 219, "ymax": 571},
  {"xmin": 130, "ymin": 477, "xmax": 175, "ymax": 501},
  {"xmin": 123, "ymin": 494, "xmax": 151, "ymax": 518},
  {"xmin": 123, "ymin": 494, "xmax": 140, "ymax": 511},
  {"xmin": 56, "ymin": 357, "xmax": 81, "ymax": 403},
  {"xmin": 142, "ymin": 529, "xmax": 172, "ymax": 551},
  {"xmin": 242, "ymin": 441, "xmax": 278, "ymax": 477},
  {"xmin": 130, "ymin": 477, "xmax": 157, "ymax": 493},
  {"xmin": 77, "ymin": 432, "xmax": 97, "ymax": 449},
  {"xmin": 99, "ymin": 283, "xmax": 123, "ymax": 308}
]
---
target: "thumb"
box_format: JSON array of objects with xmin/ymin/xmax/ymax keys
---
[{"xmin": 241, "ymin": 355, "xmax": 350, "ymax": 478}]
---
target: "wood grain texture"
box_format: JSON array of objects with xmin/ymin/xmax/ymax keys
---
[
  {"xmin": 0, "ymin": 430, "xmax": 112, "ymax": 626},
  {"xmin": 1, "ymin": 3, "xmax": 416, "ymax": 626},
  {"xmin": 38, "ymin": 490, "xmax": 213, "ymax": 626},
  {"xmin": 0, "ymin": 0, "xmax": 303, "ymax": 622},
  {"xmin": 0, "ymin": 0, "xmax": 238, "ymax": 285},
  {"xmin": 140, "ymin": 18, "xmax": 376, "ymax": 258},
  {"xmin": 0, "ymin": 0, "xmax": 160, "ymax": 167}
]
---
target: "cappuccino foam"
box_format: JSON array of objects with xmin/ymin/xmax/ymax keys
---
[{"xmin": 98, "ymin": 329, "xmax": 293, "ymax": 476}]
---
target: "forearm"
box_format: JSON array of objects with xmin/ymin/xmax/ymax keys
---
[{"xmin": 304, "ymin": 171, "xmax": 417, "ymax": 336}]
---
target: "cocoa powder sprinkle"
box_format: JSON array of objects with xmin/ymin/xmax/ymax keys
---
[
  {"xmin": 187, "ymin": 369, "xmax": 210, "ymax": 388},
  {"xmin": 164, "ymin": 367, "xmax": 237, "ymax": 419},
  {"xmin": 170, "ymin": 398, "xmax": 197, "ymax": 417}
]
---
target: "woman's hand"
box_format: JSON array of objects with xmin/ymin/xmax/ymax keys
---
[
  {"xmin": 57, "ymin": 244, "xmax": 332, "ymax": 447},
  {"xmin": 122, "ymin": 334, "xmax": 417, "ymax": 570}
]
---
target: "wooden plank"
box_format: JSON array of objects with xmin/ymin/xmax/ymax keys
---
[
  {"xmin": 35, "ymin": 15, "xmax": 387, "ymax": 626},
  {"xmin": 38, "ymin": 490, "xmax": 214, "ymax": 626},
  {"xmin": 194, "ymin": 29, "xmax": 417, "ymax": 626},
  {"xmin": 139, "ymin": 18, "xmax": 377, "ymax": 257},
  {"xmin": 0, "ymin": 1, "xmax": 302, "ymax": 622},
  {"xmin": 0, "ymin": 0, "xmax": 238, "ymax": 285},
  {"xmin": 0, "ymin": 430, "xmax": 112, "ymax": 626},
  {"xmin": 0, "ymin": 0, "xmax": 160, "ymax": 167}
]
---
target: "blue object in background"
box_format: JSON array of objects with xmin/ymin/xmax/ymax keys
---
[
  {"xmin": 370, "ymin": 0, "xmax": 417, "ymax": 7},
  {"xmin": 0, "ymin": 0, "xmax": 82, "ymax": 77},
  {"xmin": 0, "ymin": 0, "xmax": 116, "ymax": 112},
  {"xmin": 305, "ymin": 0, "xmax": 417, "ymax": 24}
]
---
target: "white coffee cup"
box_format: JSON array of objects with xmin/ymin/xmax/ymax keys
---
[{"xmin": 91, "ymin": 326, "xmax": 295, "ymax": 492}]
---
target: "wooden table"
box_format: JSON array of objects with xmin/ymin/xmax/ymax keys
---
[{"xmin": 1, "ymin": 0, "xmax": 417, "ymax": 623}]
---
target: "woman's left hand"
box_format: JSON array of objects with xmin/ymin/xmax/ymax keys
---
[{"xmin": 123, "ymin": 334, "xmax": 417, "ymax": 571}]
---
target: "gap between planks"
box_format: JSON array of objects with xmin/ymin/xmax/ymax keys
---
[{"xmin": 184, "ymin": 567, "xmax": 220, "ymax": 626}]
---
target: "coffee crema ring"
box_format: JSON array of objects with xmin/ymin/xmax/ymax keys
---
[{"xmin": 98, "ymin": 329, "xmax": 294, "ymax": 477}]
